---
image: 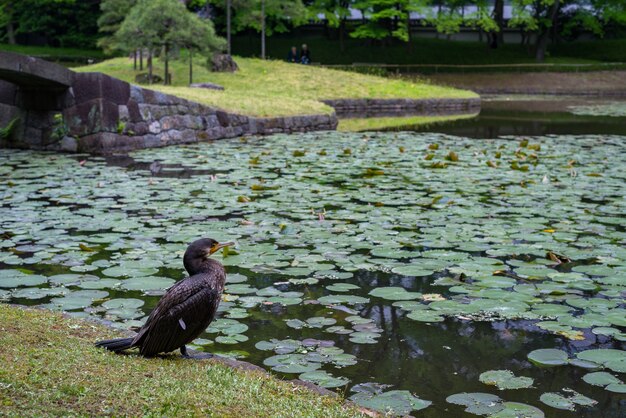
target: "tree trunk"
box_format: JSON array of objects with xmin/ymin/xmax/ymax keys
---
[
  {"xmin": 535, "ymin": 0, "xmax": 560, "ymax": 62},
  {"xmin": 6, "ymin": 22, "xmax": 16, "ymax": 45},
  {"xmin": 339, "ymin": 19, "xmax": 345, "ymax": 52},
  {"xmin": 493, "ymin": 0, "xmax": 504, "ymax": 46},
  {"xmin": 164, "ymin": 44, "xmax": 169, "ymax": 85},
  {"xmin": 140, "ymin": 49, "xmax": 143, "ymax": 71},
  {"xmin": 148, "ymin": 50, "xmax": 153, "ymax": 85},
  {"xmin": 261, "ymin": 0, "xmax": 266, "ymax": 59},
  {"xmin": 133, "ymin": 50, "xmax": 137, "ymax": 70},
  {"xmin": 189, "ymin": 49, "xmax": 193, "ymax": 85},
  {"xmin": 226, "ymin": 0, "xmax": 232, "ymax": 55}
]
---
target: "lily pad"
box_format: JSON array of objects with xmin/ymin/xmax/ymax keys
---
[
  {"xmin": 479, "ymin": 370, "xmax": 534, "ymax": 390},
  {"xmin": 527, "ymin": 349, "xmax": 569, "ymax": 366},
  {"xmin": 350, "ymin": 390, "xmax": 432, "ymax": 415}
]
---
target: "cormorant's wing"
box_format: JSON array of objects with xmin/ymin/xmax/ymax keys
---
[{"xmin": 133, "ymin": 275, "xmax": 221, "ymax": 356}]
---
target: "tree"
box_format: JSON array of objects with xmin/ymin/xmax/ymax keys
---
[
  {"xmin": 349, "ymin": 0, "xmax": 428, "ymax": 44},
  {"xmin": 2, "ymin": 0, "xmax": 99, "ymax": 48},
  {"xmin": 179, "ymin": 11, "xmax": 225, "ymax": 83},
  {"xmin": 0, "ymin": 1, "xmax": 16, "ymax": 44},
  {"xmin": 308, "ymin": 0, "xmax": 353, "ymax": 51},
  {"xmin": 97, "ymin": 0, "xmax": 137, "ymax": 54},
  {"xmin": 508, "ymin": 0, "xmax": 625, "ymax": 62},
  {"xmin": 233, "ymin": 0, "xmax": 306, "ymax": 59},
  {"xmin": 116, "ymin": 0, "xmax": 224, "ymax": 84}
]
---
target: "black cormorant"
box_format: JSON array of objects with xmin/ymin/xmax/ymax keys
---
[{"xmin": 96, "ymin": 238, "xmax": 234, "ymax": 357}]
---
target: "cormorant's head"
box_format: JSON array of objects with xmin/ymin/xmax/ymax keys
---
[{"xmin": 183, "ymin": 238, "xmax": 234, "ymax": 274}]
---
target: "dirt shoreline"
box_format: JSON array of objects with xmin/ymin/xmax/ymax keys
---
[{"xmin": 425, "ymin": 71, "xmax": 626, "ymax": 97}]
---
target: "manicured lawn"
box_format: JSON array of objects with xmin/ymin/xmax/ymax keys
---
[
  {"xmin": 76, "ymin": 56, "xmax": 477, "ymax": 117},
  {"xmin": 0, "ymin": 304, "xmax": 365, "ymax": 418}
]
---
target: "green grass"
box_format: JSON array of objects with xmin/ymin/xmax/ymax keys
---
[
  {"xmin": 338, "ymin": 113, "xmax": 478, "ymax": 132},
  {"xmin": 0, "ymin": 43, "xmax": 105, "ymax": 60},
  {"xmin": 77, "ymin": 56, "xmax": 476, "ymax": 117},
  {"xmin": 232, "ymin": 35, "xmax": 626, "ymax": 66},
  {"xmin": 0, "ymin": 304, "xmax": 365, "ymax": 417}
]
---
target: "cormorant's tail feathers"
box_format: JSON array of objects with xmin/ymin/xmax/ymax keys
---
[{"xmin": 95, "ymin": 337, "xmax": 134, "ymax": 352}]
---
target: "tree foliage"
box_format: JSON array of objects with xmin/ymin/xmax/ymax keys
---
[
  {"xmin": 115, "ymin": 0, "xmax": 224, "ymax": 83},
  {"xmin": 97, "ymin": 0, "xmax": 136, "ymax": 53},
  {"xmin": 1, "ymin": 0, "xmax": 99, "ymax": 48}
]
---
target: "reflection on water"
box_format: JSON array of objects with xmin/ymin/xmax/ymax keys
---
[{"xmin": 379, "ymin": 96, "xmax": 626, "ymax": 138}]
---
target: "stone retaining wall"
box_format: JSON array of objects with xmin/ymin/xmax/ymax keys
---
[
  {"xmin": 63, "ymin": 73, "xmax": 337, "ymax": 154},
  {"xmin": 322, "ymin": 97, "xmax": 481, "ymax": 117},
  {"xmin": 0, "ymin": 69, "xmax": 337, "ymax": 155}
]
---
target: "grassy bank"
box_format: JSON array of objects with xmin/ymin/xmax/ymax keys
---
[
  {"xmin": 0, "ymin": 304, "xmax": 364, "ymax": 417},
  {"xmin": 77, "ymin": 56, "xmax": 476, "ymax": 117}
]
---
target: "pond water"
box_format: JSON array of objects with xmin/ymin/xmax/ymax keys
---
[
  {"xmin": 374, "ymin": 96, "xmax": 626, "ymax": 139},
  {"xmin": 1, "ymin": 100, "xmax": 626, "ymax": 417}
]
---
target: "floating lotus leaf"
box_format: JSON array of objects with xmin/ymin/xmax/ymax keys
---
[
  {"xmin": 489, "ymin": 402, "xmax": 544, "ymax": 418},
  {"xmin": 101, "ymin": 298, "xmax": 144, "ymax": 310},
  {"xmin": 350, "ymin": 390, "xmax": 432, "ymax": 415},
  {"xmin": 206, "ymin": 318, "xmax": 248, "ymax": 335},
  {"xmin": 569, "ymin": 358, "xmax": 601, "ymax": 370},
  {"xmin": 326, "ymin": 283, "xmax": 360, "ymax": 292},
  {"xmin": 576, "ymin": 349, "xmax": 626, "ymax": 372},
  {"xmin": 286, "ymin": 319, "xmax": 306, "ymax": 329},
  {"xmin": 325, "ymin": 326, "xmax": 353, "ymax": 334},
  {"xmin": 263, "ymin": 354, "xmax": 322, "ymax": 374},
  {"xmin": 226, "ymin": 273, "xmax": 248, "ymax": 284},
  {"xmin": 77, "ymin": 278, "xmax": 121, "ymax": 290},
  {"xmin": 369, "ymin": 286, "xmax": 421, "ymax": 301},
  {"xmin": 582, "ymin": 371, "xmax": 621, "ymax": 387},
  {"xmin": 349, "ymin": 331, "xmax": 380, "ymax": 344},
  {"xmin": 0, "ymin": 270, "xmax": 47, "ymax": 288},
  {"xmin": 48, "ymin": 290, "xmax": 109, "ymax": 311},
  {"xmin": 306, "ymin": 317, "xmax": 337, "ymax": 328},
  {"xmin": 539, "ymin": 393, "xmax": 574, "ymax": 411},
  {"xmin": 446, "ymin": 392, "xmax": 504, "ymax": 416},
  {"xmin": 215, "ymin": 334, "xmax": 248, "ymax": 344},
  {"xmin": 255, "ymin": 339, "xmax": 301, "ymax": 354},
  {"xmin": 527, "ymin": 349, "xmax": 569, "ymax": 366},
  {"xmin": 299, "ymin": 370, "xmax": 350, "ymax": 388},
  {"xmin": 391, "ymin": 265, "xmax": 434, "ymax": 277},
  {"xmin": 478, "ymin": 370, "xmax": 534, "ymax": 390},
  {"xmin": 120, "ymin": 276, "xmax": 175, "ymax": 292},
  {"xmin": 11, "ymin": 287, "xmax": 67, "ymax": 299},
  {"xmin": 102, "ymin": 266, "xmax": 159, "ymax": 278},
  {"xmin": 317, "ymin": 295, "xmax": 369, "ymax": 305},
  {"xmin": 406, "ymin": 310, "xmax": 445, "ymax": 322},
  {"xmin": 226, "ymin": 284, "xmax": 258, "ymax": 294},
  {"xmin": 606, "ymin": 383, "xmax": 626, "ymax": 393}
]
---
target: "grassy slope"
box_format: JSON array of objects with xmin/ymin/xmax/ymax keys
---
[
  {"xmin": 76, "ymin": 56, "xmax": 476, "ymax": 117},
  {"xmin": 0, "ymin": 304, "xmax": 365, "ymax": 418}
]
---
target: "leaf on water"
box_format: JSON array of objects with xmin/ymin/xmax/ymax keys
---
[{"xmin": 478, "ymin": 370, "xmax": 534, "ymax": 390}]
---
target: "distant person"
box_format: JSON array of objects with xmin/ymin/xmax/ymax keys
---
[
  {"xmin": 287, "ymin": 46, "xmax": 299, "ymax": 63},
  {"xmin": 300, "ymin": 44, "xmax": 311, "ymax": 64}
]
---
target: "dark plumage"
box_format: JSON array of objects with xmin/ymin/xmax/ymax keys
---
[{"xmin": 96, "ymin": 238, "xmax": 234, "ymax": 357}]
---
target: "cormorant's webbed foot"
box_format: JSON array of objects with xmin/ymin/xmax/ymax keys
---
[
  {"xmin": 180, "ymin": 345, "xmax": 214, "ymax": 359},
  {"xmin": 180, "ymin": 345, "xmax": 192, "ymax": 358}
]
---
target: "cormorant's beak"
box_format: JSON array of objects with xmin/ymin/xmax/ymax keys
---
[{"xmin": 207, "ymin": 241, "xmax": 235, "ymax": 256}]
